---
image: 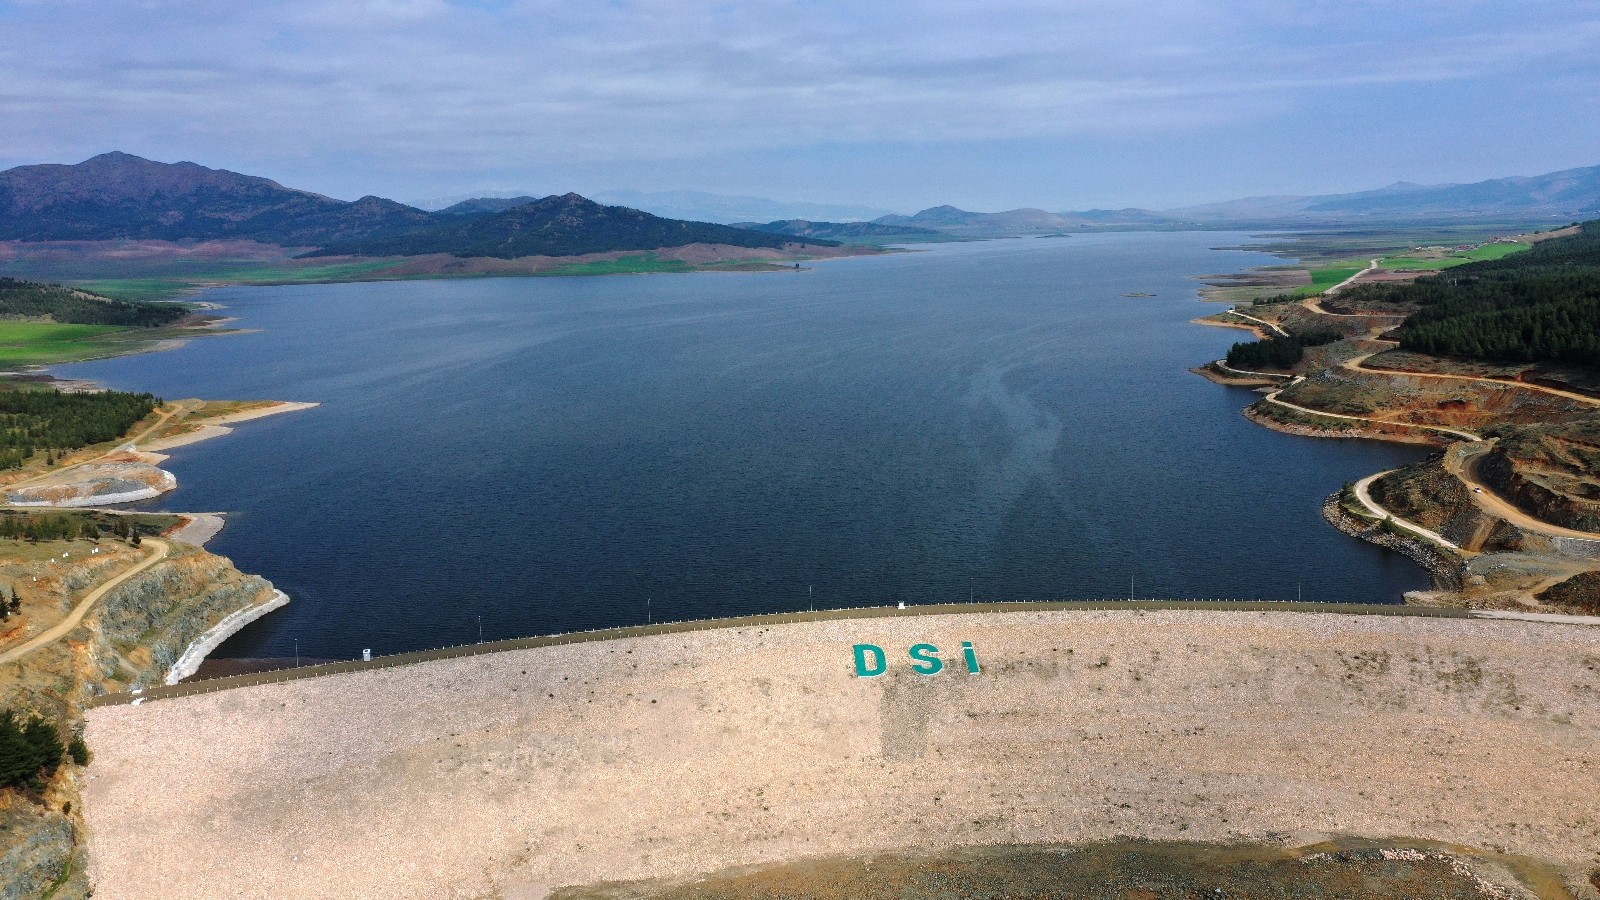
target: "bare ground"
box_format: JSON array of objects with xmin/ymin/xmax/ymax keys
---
[{"xmin": 81, "ymin": 610, "xmax": 1600, "ymax": 900}]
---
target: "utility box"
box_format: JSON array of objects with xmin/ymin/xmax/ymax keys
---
[{"xmin": 362, "ymin": 649, "xmax": 371, "ymax": 662}]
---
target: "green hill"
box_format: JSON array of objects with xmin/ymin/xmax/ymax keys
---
[{"xmin": 0, "ymin": 278, "xmax": 186, "ymax": 327}]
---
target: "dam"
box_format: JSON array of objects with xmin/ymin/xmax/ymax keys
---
[{"xmin": 81, "ymin": 606, "xmax": 1600, "ymax": 899}]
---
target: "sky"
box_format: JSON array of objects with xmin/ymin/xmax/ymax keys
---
[{"xmin": 2, "ymin": 0, "xmax": 1598, "ymax": 213}]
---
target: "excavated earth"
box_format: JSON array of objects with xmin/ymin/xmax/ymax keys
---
[{"xmin": 81, "ymin": 609, "xmax": 1600, "ymax": 900}]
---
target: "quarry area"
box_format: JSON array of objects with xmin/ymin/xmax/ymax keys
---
[{"xmin": 82, "ymin": 609, "xmax": 1600, "ymax": 900}]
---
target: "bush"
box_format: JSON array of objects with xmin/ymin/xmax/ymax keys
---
[{"xmin": 67, "ymin": 733, "xmax": 90, "ymax": 767}]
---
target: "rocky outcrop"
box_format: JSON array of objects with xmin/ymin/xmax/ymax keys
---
[
  {"xmin": 1322, "ymin": 492, "xmax": 1465, "ymax": 591},
  {"xmin": 0, "ymin": 545, "xmax": 282, "ymax": 899},
  {"xmin": 1478, "ymin": 444, "xmax": 1600, "ymax": 533},
  {"xmin": 0, "ymin": 798, "xmax": 74, "ymax": 900},
  {"xmin": 82, "ymin": 544, "xmax": 278, "ymax": 691},
  {"xmin": 1370, "ymin": 461, "xmax": 1525, "ymax": 553}
]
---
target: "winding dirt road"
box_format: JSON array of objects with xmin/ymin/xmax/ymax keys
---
[
  {"xmin": 1350, "ymin": 472, "xmax": 1462, "ymax": 550},
  {"xmin": 1447, "ymin": 445, "xmax": 1600, "ymax": 541}
]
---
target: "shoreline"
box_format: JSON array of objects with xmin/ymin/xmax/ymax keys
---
[
  {"xmin": 165, "ymin": 589, "xmax": 290, "ymax": 685},
  {"xmin": 140, "ymin": 400, "xmax": 321, "ymax": 452}
]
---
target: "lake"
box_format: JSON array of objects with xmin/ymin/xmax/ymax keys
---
[{"xmin": 57, "ymin": 233, "xmax": 1430, "ymax": 659}]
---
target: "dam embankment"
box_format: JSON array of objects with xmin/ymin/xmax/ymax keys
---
[{"xmin": 82, "ymin": 608, "xmax": 1600, "ymax": 899}]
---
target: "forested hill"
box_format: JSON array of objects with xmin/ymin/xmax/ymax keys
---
[
  {"xmin": 0, "ymin": 278, "xmax": 187, "ymax": 327},
  {"xmin": 305, "ymin": 193, "xmax": 836, "ymax": 259},
  {"xmin": 1389, "ymin": 221, "xmax": 1600, "ymax": 365}
]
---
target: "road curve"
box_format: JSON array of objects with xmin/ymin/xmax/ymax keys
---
[
  {"xmin": 1261, "ymin": 381, "xmax": 1481, "ymax": 442},
  {"xmin": 1449, "ymin": 446, "xmax": 1600, "ymax": 541},
  {"xmin": 0, "ymin": 538, "xmax": 170, "ymax": 665},
  {"xmin": 1350, "ymin": 472, "xmax": 1462, "ymax": 550},
  {"xmin": 1223, "ymin": 308, "xmax": 1288, "ymax": 337}
]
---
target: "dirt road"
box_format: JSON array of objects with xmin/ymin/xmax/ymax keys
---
[{"xmin": 0, "ymin": 538, "xmax": 170, "ymax": 665}]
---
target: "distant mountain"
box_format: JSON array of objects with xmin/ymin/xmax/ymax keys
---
[
  {"xmin": 0, "ymin": 152, "xmax": 434, "ymax": 244},
  {"xmin": 875, "ymin": 206, "xmax": 1088, "ymax": 234},
  {"xmin": 435, "ymin": 196, "xmax": 541, "ymax": 216},
  {"xmin": 590, "ymin": 190, "xmax": 896, "ymax": 225},
  {"xmin": 736, "ymin": 219, "xmax": 945, "ymax": 243},
  {"xmin": 1165, "ymin": 165, "xmax": 1600, "ymax": 222},
  {"xmin": 306, "ymin": 193, "xmax": 837, "ymax": 259}
]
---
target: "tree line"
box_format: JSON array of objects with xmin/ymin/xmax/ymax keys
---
[
  {"xmin": 0, "ymin": 278, "xmax": 187, "ymax": 327},
  {"xmin": 1225, "ymin": 329, "xmax": 1341, "ymax": 370},
  {"xmin": 1342, "ymin": 220, "xmax": 1600, "ymax": 366},
  {"xmin": 0, "ymin": 389, "xmax": 159, "ymax": 470}
]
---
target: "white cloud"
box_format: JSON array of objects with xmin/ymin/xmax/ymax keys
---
[{"xmin": 0, "ymin": 0, "xmax": 1595, "ymax": 203}]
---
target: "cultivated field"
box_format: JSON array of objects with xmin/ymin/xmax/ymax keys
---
[{"xmin": 82, "ymin": 609, "xmax": 1600, "ymax": 899}]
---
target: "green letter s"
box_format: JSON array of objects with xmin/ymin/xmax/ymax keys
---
[
  {"xmin": 908, "ymin": 643, "xmax": 943, "ymax": 675},
  {"xmin": 854, "ymin": 644, "xmax": 887, "ymax": 677}
]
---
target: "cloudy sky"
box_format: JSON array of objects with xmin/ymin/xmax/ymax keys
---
[{"xmin": 2, "ymin": 0, "xmax": 1597, "ymax": 212}]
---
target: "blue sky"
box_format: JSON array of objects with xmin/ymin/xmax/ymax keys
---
[{"xmin": 2, "ymin": 0, "xmax": 1597, "ymax": 212}]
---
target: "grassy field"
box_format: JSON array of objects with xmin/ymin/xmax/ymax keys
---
[
  {"xmin": 75, "ymin": 260, "xmax": 406, "ymax": 302},
  {"xmin": 1381, "ymin": 240, "xmax": 1529, "ymax": 271},
  {"xmin": 1293, "ymin": 263, "xmax": 1366, "ymax": 296},
  {"xmin": 546, "ymin": 254, "xmax": 793, "ymax": 276},
  {"xmin": 0, "ymin": 323, "xmax": 126, "ymax": 367},
  {"xmin": 545, "ymin": 254, "xmax": 695, "ymax": 276}
]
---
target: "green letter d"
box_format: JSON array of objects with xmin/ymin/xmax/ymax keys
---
[{"xmin": 854, "ymin": 644, "xmax": 887, "ymax": 677}]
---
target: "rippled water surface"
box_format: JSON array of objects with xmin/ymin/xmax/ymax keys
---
[{"xmin": 57, "ymin": 233, "xmax": 1430, "ymax": 658}]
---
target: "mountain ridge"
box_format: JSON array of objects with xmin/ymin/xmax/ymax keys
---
[{"xmin": 305, "ymin": 193, "xmax": 837, "ymax": 259}]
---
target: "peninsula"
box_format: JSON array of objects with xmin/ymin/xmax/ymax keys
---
[{"xmin": 1197, "ymin": 221, "xmax": 1600, "ymax": 616}]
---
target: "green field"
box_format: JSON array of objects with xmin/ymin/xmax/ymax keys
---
[
  {"xmin": 74, "ymin": 260, "xmax": 406, "ymax": 302},
  {"xmin": 545, "ymin": 254, "xmax": 696, "ymax": 276},
  {"xmin": 1293, "ymin": 263, "xmax": 1366, "ymax": 297},
  {"xmin": 1380, "ymin": 241, "xmax": 1529, "ymax": 272},
  {"xmin": 0, "ymin": 323, "xmax": 126, "ymax": 367}
]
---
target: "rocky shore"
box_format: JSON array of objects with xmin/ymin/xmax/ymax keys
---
[{"xmin": 1321, "ymin": 491, "xmax": 1465, "ymax": 591}]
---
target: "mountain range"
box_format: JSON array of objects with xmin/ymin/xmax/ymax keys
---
[
  {"xmin": 734, "ymin": 220, "xmax": 946, "ymax": 243},
  {"xmin": 0, "ymin": 152, "xmax": 434, "ymax": 244},
  {"xmin": 308, "ymin": 193, "xmax": 826, "ymax": 259},
  {"xmin": 2, "ymin": 152, "xmax": 1597, "ymax": 256},
  {"xmin": 0, "ymin": 153, "xmax": 836, "ymax": 258}
]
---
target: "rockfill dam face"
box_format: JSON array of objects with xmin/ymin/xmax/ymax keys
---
[{"xmin": 82, "ymin": 609, "xmax": 1600, "ymax": 899}]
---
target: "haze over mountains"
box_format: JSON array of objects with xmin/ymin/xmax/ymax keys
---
[{"xmin": 1, "ymin": 152, "xmax": 1597, "ymax": 258}]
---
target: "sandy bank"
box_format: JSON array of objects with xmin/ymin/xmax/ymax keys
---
[
  {"xmin": 140, "ymin": 401, "xmax": 320, "ymax": 452},
  {"xmin": 164, "ymin": 513, "xmax": 225, "ymax": 547},
  {"xmin": 82, "ymin": 609, "xmax": 1600, "ymax": 900}
]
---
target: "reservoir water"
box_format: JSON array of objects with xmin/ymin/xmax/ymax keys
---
[{"xmin": 57, "ymin": 233, "xmax": 1430, "ymax": 660}]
